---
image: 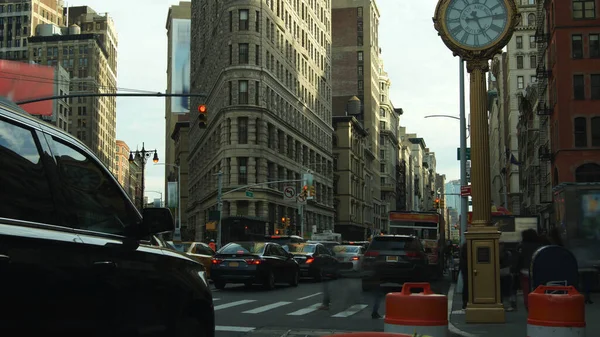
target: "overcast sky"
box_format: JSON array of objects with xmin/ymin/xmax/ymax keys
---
[{"xmin": 70, "ymin": 0, "xmax": 470, "ymax": 201}]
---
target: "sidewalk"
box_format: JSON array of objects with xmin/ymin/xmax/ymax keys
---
[{"xmin": 449, "ymin": 286, "xmax": 600, "ymax": 337}]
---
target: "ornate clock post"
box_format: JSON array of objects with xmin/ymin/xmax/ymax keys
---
[{"xmin": 433, "ymin": 0, "xmax": 519, "ymax": 324}]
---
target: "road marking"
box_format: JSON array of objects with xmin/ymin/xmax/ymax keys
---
[
  {"xmin": 243, "ymin": 301, "xmax": 292, "ymax": 314},
  {"xmin": 216, "ymin": 326, "xmax": 256, "ymax": 332},
  {"xmin": 331, "ymin": 304, "xmax": 368, "ymax": 317},
  {"xmin": 287, "ymin": 303, "xmax": 322, "ymax": 316},
  {"xmin": 213, "ymin": 298, "xmax": 221, "ymax": 301},
  {"xmin": 214, "ymin": 299, "xmax": 256, "ymax": 311},
  {"xmin": 297, "ymin": 292, "xmax": 322, "ymax": 300}
]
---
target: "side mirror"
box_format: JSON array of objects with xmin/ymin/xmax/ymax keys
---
[{"xmin": 139, "ymin": 208, "xmax": 175, "ymax": 238}]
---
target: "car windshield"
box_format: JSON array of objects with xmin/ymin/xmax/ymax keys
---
[
  {"xmin": 333, "ymin": 245, "xmax": 360, "ymax": 253},
  {"xmin": 285, "ymin": 244, "xmax": 316, "ymax": 253},
  {"xmin": 219, "ymin": 242, "xmax": 266, "ymax": 255},
  {"xmin": 170, "ymin": 242, "xmax": 192, "ymax": 253}
]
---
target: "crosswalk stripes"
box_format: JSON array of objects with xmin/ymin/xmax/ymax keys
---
[{"xmin": 213, "ymin": 298, "xmax": 370, "ymax": 318}]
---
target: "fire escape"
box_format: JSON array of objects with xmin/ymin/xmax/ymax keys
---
[
  {"xmin": 535, "ymin": 1, "xmax": 553, "ymax": 205},
  {"xmin": 396, "ymin": 160, "xmax": 407, "ymax": 210}
]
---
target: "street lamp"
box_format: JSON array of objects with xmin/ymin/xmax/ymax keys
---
[
  {"xmin": 154, "ymin": 163, "xmax": 181, "ymax": 241},
  {"xmin": 128, "ymin": 142, "xmax": 159, "ymax": 210}
]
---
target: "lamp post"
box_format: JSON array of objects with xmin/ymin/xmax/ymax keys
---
[
  {"xmin": 146, "ymin": 190, "xmax": 163, "ymax": 206},
  {"xmin": 154, "ymin": 163, "xmax": 182, "ymax": 241},
  {"xmin": 128, "ymin": 142, "xmax": 159, "ymax": 210}
]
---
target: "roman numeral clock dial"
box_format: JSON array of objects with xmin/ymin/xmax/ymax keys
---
[{"xmin": 443, "ymin": 0, "xmax": 508, "ymax": 49}]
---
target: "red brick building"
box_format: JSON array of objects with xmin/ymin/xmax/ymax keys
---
[{"xmin": 545, "ymin": 0, "xmax": 600, "ymax": 184}]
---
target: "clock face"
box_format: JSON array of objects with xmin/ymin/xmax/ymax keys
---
[{"xmin": 444, "ymin": 0, "xmax": 509, "ymax": 49}]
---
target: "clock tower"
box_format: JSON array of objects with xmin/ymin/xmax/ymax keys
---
[{"xmin": 433, "ymin": 0, "xmax": 520, "ymax": 324}]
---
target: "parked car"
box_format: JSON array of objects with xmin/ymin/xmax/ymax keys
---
[
  {"xmin": 284, "ymin": 243, "xmax": 340, "ymax": 280},
  {"xmin": 361, "ymin": 235, "xmax": 429, "ymax": 291},
  {"xmin": 211, "ymin": 241, "xmax": 300, "ymax": 290},
  {"xmin": 184, "ymin": 242, "xmax": 216, "ymax": 278},
  {"xmin": 264, "ymin": 235, "xmax": 306, "ymax": 246},
  {"xmin": 0, "ymin": 98, "xmax": 215, "ymax": 337}
]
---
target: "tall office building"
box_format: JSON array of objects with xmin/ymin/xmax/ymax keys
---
[
  {"xmin": 0, "ymin": 0, "xmax": 65, "ymax": 61},
  {"xmin": 188, "ymin": 0, "xmax": 335, "ymax": 240},
  {"xmin": 332, "ymin": 0, "xmax": 383, "ymax": 232},
  {"xmin": 165, "ymin": 1, "xmax": 191, "ymax": 237}
]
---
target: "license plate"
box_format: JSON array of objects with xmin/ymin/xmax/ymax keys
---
[
  {"xmin": 386, "ymin": 256, "xmax": 398, "ymax": 262},
  {"xmin": 229, "ymin": 262, "xmax": 239, "ymax": 267}
]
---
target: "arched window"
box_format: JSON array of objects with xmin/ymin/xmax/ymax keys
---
[
  {"xmin": 528, "ymin": 13, "xmax": 536, "ymax": 26},
  {"xmin": 575, "ymin": 163, "xmax": 600, "ymax": 183}
]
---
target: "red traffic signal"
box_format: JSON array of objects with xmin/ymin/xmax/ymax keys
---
[
  {"xmin": 198, "ymin": 104, "xmax": 208, "ymax": 128},
  {"xmin": 198, "ymin": 104, "xmax": 207, "ymax": 113}
]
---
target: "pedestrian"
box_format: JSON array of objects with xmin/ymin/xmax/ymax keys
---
[
  {"xmin": 515, "ymin": 228, "xmax": 543, "ymax": 311},
  {"xmin": 459, "ymin": 242, "xmax": 468, "ymax": 310},
  {"xmin": 370, "ymin": 278, "xmax": 385, "ymax": 319},
  {"xmin": 317, "ymin": 275, "xmax": 332, "ymax": 310},
  {"xmin": 499, "ymin": 243, "xmax": 515, "ymax": 311},
  {"xmin": 208, "ymin": 239, "xmax": 216, "ymax": 251}
]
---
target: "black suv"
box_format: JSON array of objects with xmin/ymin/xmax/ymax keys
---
[
  {"xmin": 0, "ymin": 99, "xmax": 215, "ymax": 336},
  {"xmin": 361, "ymin": 235, "xmax": 429, "ymax": 291}
]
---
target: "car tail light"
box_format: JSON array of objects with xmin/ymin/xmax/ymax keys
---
[
  {"xmin": 305, "ymin": 257, "xmax": 315, "ymax": 264},
  {"xmin": 365, "ymin": 251, "xmax": 379, "ymax": 257},
  {"xmin": 244, "ymin": 259, "xmax": 262, "ymax": 265},
  {"xmin": 351, "ymin": 256, "xmax": 359, "ymax": 261},
  {"xmin": 212, "ymin": 258, "xmax": 224, "ymax": 264},
  {"xmin": 406, "ymin": 251, "xmax": 419, "ymax": 258}
]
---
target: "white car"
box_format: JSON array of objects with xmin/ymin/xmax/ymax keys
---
[{"xmin": 332, "ymin": 245, "xmax": 366, "ymax": 271}]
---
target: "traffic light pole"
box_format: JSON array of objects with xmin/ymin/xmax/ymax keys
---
[{"xmin": 215, "ymin": 177, "xmax": 305, "ymax": 249}]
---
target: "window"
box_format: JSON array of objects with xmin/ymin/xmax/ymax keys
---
[
  {"xmin": 380, "ymin": 163, "xmax": 385, "ymax": 173},
  {"xmin": 255, "ymin": 10, "xmax": 260, "ymax": 32},
  {"xmin": 380, "ymin": 121, "xmax": 386, "ymax": 130},
  {"xmin": 516, "ymin": 36, "xmax": 523, "ymax": 49},
  {"xmin": 239, "ymin": 43, "xmax": 249, "ymax": 64},
  {"xmin": 517, "ymin": 55, "xmax": 524, "ymax": 69},
  {"xmin": 517, "ymin": 76, "xmax": 524, "ymax": 89},
  {"xmin": 528, "ymin": 13, "xmax": 536, "ymax": 26},
  {"xmin": 592, "ymin": 74, "xmax": 600, "ymax": 99},
  {"xmin": 228, "ymin": 81, "xmax": 233, "ymax": 105},
  {"xmin": 574, "ymin": 117, "xmax": 587, "ymax": 147},
  {"xmin": 239, "ymin": 9, "xmax": 249, "ymax": 30},
  {"xmin": 49, "ymin": 138, "xmax": 139, "ymax": 235},
  {"xmin": 572, "ymin": 35, "xmax": 583, "ymax": 58},
  {"xmin": 592, "ymin": 117, "xmax": 600, "ymax": 146},
  {"xmin": 358, "ymin": 80, "xmax": 363, "ymax": 90},
  {"xmin": 238, "ymin": 80, "xmax": 249, "ymax": 104},
  {"xmin": 0, "ymin": 119, "xmax": 56, "ymax": 224},
  {"xmin": 531, "ymin": 75, "xmax": 537, "ymax": 83},
  {"xmin": 357, "ymin": 51, "xmax": 363, "ymax": 61},
  {"xmin": 358, "ymin": 65, "xmax": 363, "ymax": 76},
  {"xmin": 591, "ymin": 34, "xmax": 600, "ymax": 57},
  {"xmin": 530, "ymin": 55, "xmax": 537, "ymax": 68},
  {"xmin": 573, "ymin": 0, "xmax": 596, "ymax": 19},
  {"xmin": 229, "ymin": 45, "xmax": 233, "ymax": 65},
  {"xmin": 238, "ymin": 117, "xmax": 248, "ymax": 144},
  {"xmin": 529, "ymin": 35, "xmax": 536, "ymax": 48},
  {"xmin": 255, "ymin": 44, "xmax": 260, "ymax": 65},
  {"xmin": 238, "ymin": 157, "xmax": 248, "ymax": 185},
  {"xmin": 255, "ymin": 81, "xmax": 260, "ymax": 105},
  {"xmin": 574, "ymin": 74, "xmax": 585, "ymax": 99},
  {"xmin": 357, "ymin": 7, "xmax": 363, "ymax": 17},
  {"xmin": 229, "ymin": 11, "xmax": 233, "ymax": 32}
]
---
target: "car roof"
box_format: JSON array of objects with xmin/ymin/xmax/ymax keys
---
[{"xmin": 373, "ymin": 234, "xmax": 415, "ymax": 239}]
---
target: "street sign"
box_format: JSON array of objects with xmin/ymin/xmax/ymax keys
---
[
  {"xmin": 245, "ymin": 190, "xmax": 254, "ymax": 198},
  {"xmin": 283, "ymin": 186, "xmax": 296, "ymax": 201},
  {"xmin": 297, "ymin": 194, "xmax": 307, "ymax": 204},
  {"xmin": 460, "ymin": 185, "xmax": 471, "ymax": 197},
  {"xmin": 457, "ymin": 147, "xmax": 471, "ymax": 160}
]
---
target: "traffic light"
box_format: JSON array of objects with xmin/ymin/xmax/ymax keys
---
[
  {"xmin": 281, "ymin": 217, "xmax": 287, "ymax": 227},
  {"xmin": 434, "ymin": 198, "xmax": 440, "ymax": 209},
  {"xmin": 286, "ymin": 218, "xmax": 291, "ymax": 227},
  {"xmin": 198, "ymin": 104, "xmax": 208, "ymax": 128},
  {"xmin": 302, "ymin": 185, "xmax": 308, "ymax": 197},
  {"xmin": 309, "ymin": 185, "xmax": 316, "ymax": 198}
]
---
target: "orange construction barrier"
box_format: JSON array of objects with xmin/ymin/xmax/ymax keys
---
[
  {"xmin": 320, "ymin": 334, "xmax": 413, "ymax": 337},
  {"xmin": 527, "ymin": 285, "xmax": 586, "ymax": 337},
  {"xmin": 384, "ymin": 283, "xmax": 448, "ymax": 337}
]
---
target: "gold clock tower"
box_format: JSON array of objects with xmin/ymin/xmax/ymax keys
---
[{"xmin": 433, "ymin": 0, "xmax": 520, "ymax": 324}]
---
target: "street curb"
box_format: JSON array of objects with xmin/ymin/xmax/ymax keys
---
[{"xmin": 447, "ymin": 283, "xmax": 478, "ymax": 337}]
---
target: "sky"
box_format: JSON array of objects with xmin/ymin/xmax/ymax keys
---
[{"xmin": 70, "ymin": 0, "xmax": 470, "ymax": 201}]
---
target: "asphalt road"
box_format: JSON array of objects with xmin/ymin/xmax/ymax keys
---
[{"xmin": 213, "ymin": 276, "xmax": 451, "ymax": 337}]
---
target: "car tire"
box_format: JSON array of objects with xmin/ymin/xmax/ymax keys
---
[
  {"xmin": 214, "ymin": 281, "xmax": 226, "ymax": 290},
  {"xmin": 263, "ymin": 271, "xmax": 275, "ymax": 290},
  {"xmin": 289, "ymin": 268, "xmax": 300, "ymax": 287}
]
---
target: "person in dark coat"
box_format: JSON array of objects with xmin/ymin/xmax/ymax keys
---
[
  {"xmin": 460, "ymin": 243, "xmax": 469, "ymax": 310},
  {"xmin": 514, "ymin": 229, "xmax": 544, "ymax": 310}
]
